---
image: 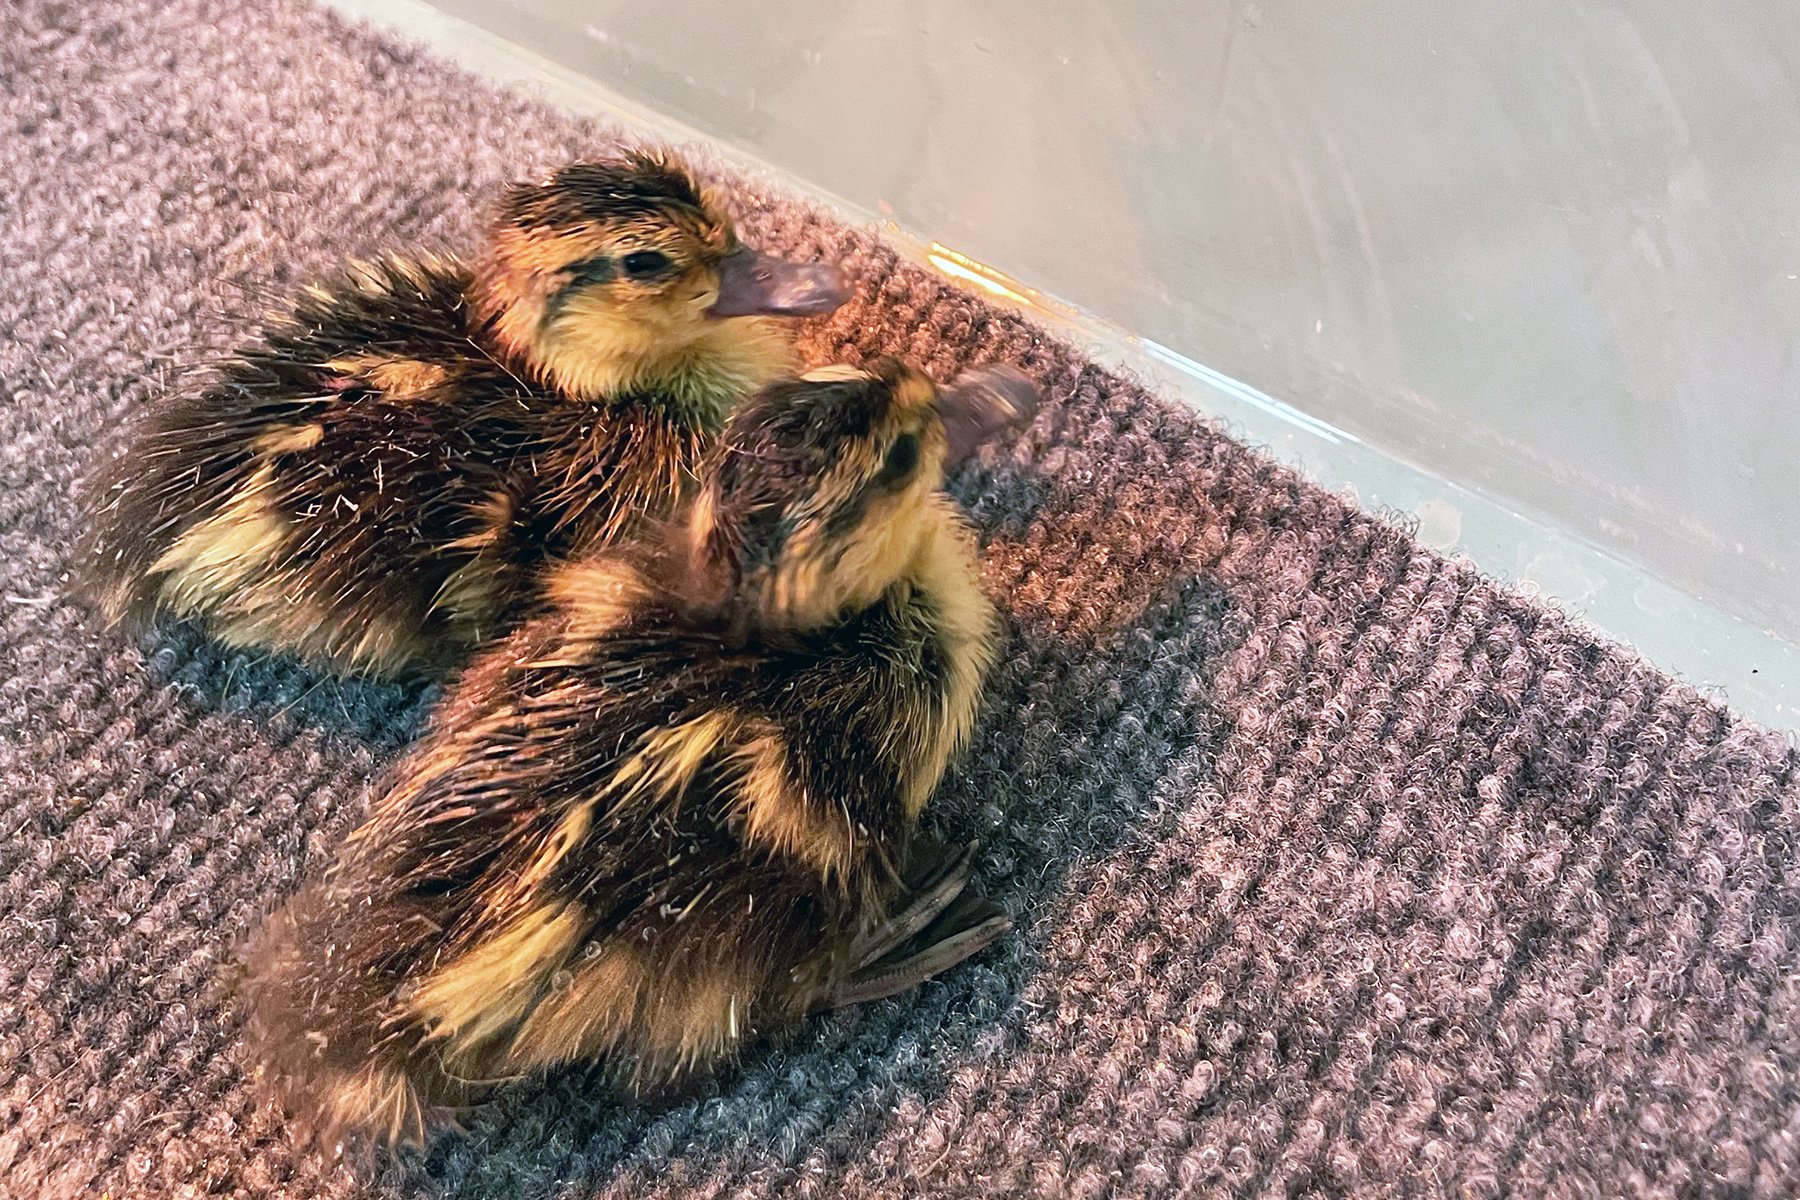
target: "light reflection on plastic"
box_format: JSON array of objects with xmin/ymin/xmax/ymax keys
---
[
  {"xmin": 1136, "ymin": 340, "xmax": 1359, "ymax": 447},
  {"xmin": 926, "ymin": 251, "xmax": 1034, "ymax": 306},
  {"xmin": 923, "ymin": 240, "xmax": 1357, "ymax": 446}
]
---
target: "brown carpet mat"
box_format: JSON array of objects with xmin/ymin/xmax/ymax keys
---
[{"xmin": 2, "ymin": 2, "xmax": 1798, "ymax": 1196}]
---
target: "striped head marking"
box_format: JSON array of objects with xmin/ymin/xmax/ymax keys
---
[
  {"xmin": 693, "ymin": 358, "xmax": 950, "ymax": 627},
  {"xmin": 474, "ymin": 152, "xmax": 847, "ymax": 403}
]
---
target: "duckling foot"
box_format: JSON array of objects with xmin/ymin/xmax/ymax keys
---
[{"xmin": 831, "ymin": 841, "xmax": 1011, "ymax": 1008}]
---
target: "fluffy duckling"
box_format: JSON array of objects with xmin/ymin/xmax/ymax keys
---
[
  {"xmin": 237, "ymin": 359, "xmax": 1040, "ymax": 1153},
  {"xmin": 78, "ymin": 152, "xmax": 848, "ymax": 678}
]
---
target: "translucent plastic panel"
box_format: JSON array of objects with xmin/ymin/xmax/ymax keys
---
[{"xmin": 427, "ymin": 0, "xmax": 1800, "ymax": 643}]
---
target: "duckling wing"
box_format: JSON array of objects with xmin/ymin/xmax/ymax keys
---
[
  {"xmin": 78, "ymin": 257, "xmax": 548, "ymax": 676},
  {"xmin": 272, "ymin": 618, "xmax": 817, "ymax": 1085}
]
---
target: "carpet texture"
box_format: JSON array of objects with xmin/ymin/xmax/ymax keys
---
[{"xmin": 3, "ymin": 2, "xmax": 1799, "ymax": 1197}]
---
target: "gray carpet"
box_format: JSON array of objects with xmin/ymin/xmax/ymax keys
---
[{"xmin": 4, "ymin": 2, "xmax": 1799, "ymax": 1197}]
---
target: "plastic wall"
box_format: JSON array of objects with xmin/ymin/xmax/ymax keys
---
[{"xmin": 428, "ymin": 0, "xmax": 1800, "ymax": 644}]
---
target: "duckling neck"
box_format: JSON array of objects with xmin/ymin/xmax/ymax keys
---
[
  {"xmin": 888, "ymin": 500, "xmax": 998, "ymax": 818},
  {"xmin": 535, "ymin": 318, "xmax": 799, "ymax": 426},
  {"xmin": 897, "ymin": 500, "xmax": 995, "ymax": 665},
  {"xmin": 632, "ymin": 318, "xmax": 800, "ymax": 423}
]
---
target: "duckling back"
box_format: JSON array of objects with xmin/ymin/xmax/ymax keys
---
[{"xmin": 83, "ymin": 257, "xmax": 531, "ymax": 676}]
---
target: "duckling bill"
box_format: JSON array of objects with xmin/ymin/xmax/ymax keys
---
[
  {"xmin": 77, "ymin": 152, "xmax": 849, "ymax": 679},
  {"xmin": 237, "ymin": 359, "xmax": 1041, "ymax": 1153}
]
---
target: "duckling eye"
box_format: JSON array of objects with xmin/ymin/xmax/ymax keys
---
[
  {"xmin": 876, "ymin": 433, "xmax": 919, "ymax": 485},
  {"xmin": 621, "ymin": 250, "xmax": 672, "ymax": 278}
]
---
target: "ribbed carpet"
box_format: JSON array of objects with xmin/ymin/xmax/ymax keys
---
[{"xmin": 4, "ymin": 2, "xmax": 1799, "ymax": 1197}]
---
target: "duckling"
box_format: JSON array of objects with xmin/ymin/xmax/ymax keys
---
[
  {"xmin": 77, "ymin": 151, "xmax": 849, "ymax": 678},
  {"xmin": 237, "ymin": 359, "xmax": 1041, "ymax": 1153}
]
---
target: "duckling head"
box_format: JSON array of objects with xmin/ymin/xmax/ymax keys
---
[
  {"xmin": 474, "ymin": 152, "xmax": 849, "ymax": 416},
  {"xmin": 688, "ymin": 359, "xmax": 1039, "ymax": 628}
]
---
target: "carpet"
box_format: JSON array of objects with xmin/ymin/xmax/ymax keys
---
[{"xmin": 3, "ymin": 2, "xmax": 1798, "ymax": 1197}]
